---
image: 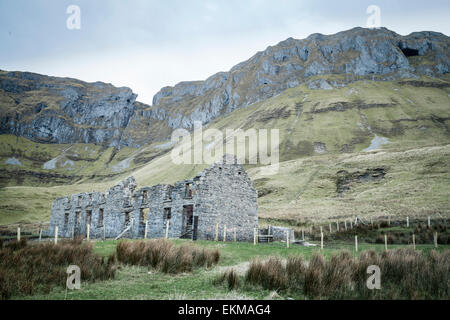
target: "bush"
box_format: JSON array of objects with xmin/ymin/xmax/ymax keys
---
[
  {"xmin": 286, "ymin": 255, "xmax": 306, "ymax": 289},
  {"xmin": 245, "ymin": 257, "xmax": 287, "ymax": 290},
  {"xmin": 303, "ymin": 253, "xmax": 326, "ymax": 298},
  {"xmin": 322, "ymin": 250, "xmax": 354, "ymax": 299},
  {"xmin": 242, "ymin": 249, "xmax": 449, "ymax": 299},
  {"xmin": 116, "ymin": 239, "xmax": 220, "ymax": 274},
  {"xmin": 4, "ymin": 238, "xmax": 28, "ymax": 251},
  {"xmin": 380, "ymin": 221, "xmax": 389, "ymax": 228},
  {"xmin": 0, "ymin": 239, "xmax": 116, "ymax": 300},
  {"xmin": 387, "ymin": 234, "xmax": 395, "ymax": 244},
  {"xmin": 214, "ymin": 269, "xmax": 240, "ymax": 290}
]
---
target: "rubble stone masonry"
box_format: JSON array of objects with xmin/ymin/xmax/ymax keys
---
[{"xmin": 47, "ymin": 155, "xmax": 260, "ymax": 241}]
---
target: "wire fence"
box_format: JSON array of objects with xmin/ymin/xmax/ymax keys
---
[{"xmin": 2, "ymin": 216, "xmax": 448, "ymax": 249}]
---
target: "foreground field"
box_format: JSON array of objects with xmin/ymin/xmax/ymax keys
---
[{"xmin": 10, "ymin": 239, "xmax": 449, "ymax": 300}]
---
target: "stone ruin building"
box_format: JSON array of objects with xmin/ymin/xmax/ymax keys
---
[
  {"xmin": 47, "ymin": 155, "xmax": 295, "ymax": 242},
  {"xmin": 46, "ymin": 155, "xmax": 267, "ymax": 241}
]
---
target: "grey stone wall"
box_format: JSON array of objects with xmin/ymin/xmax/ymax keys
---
[
  {"xmin": 193, "ymin": 157, "xmax": 258, "ymax": 241},
  {"xmin": 145, "ymin": 184, "xmax": 184, "ymax": 239},
  {"xmin": 46, "ymin": 155, "xmax": 259, "ymax": 242},
  {"xmin": 47, "ymin": 192, "xmax": 107, "ymax": 238},
  {"xmin": 269, "ymin": 226, "xmax": 295, "ymax": 242}
]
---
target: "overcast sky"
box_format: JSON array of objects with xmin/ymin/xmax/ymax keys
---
[{"xmin": 1, "ymin": 0, "xmax": 449, "ymax": 104}]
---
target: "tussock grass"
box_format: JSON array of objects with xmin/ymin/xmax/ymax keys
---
[
  {"xmin": 0, "ymin": 237, "xmax": 116, "ymax": 299},
  {"xmin": 216, "ymin": 248, "xmax": 450, "ymax": 299},
  {"xmin": 245, "ymin": 257, "xmax": 287, "ymax": 290},
  {"xmin": 116, "ymin": 239, "xmax": 220, "ymax": 274},
  {"xmin": 213, "ymin": 268, "xmax": 240, "ymax": 290}
]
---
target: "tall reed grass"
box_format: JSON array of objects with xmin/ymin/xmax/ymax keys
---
[
  {"xmin": 0, "ymin": 238, "xmax": 116, "ymax": 299},
  {"xmin": 213, "ymin": 269, "xmax": 240, "ymax": 290},
  {"xmin": 220, "ymin": 248, "xmax": 449, "ymax": 299},
  {"xmin": 116, "ymin": 239, "xmax": 220, "ymax": 274}
]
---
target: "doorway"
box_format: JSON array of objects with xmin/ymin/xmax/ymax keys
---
[
  {"xmin": 125, "ymin": 211, "xmax": 130, "ymax": 225},
  {"xmin": 139, "ymin": 208, "xmax": 149, "ymax": 236},
  {"xmin": 86, "ymin": 210, "xmax": 92, "ymax": 226},
  {"xmin": 192, "ymin": 216, "xmax": 199, "ymax": 241},
  {"xmin": 181, "ymin": 205, "xmax": 193, "ymax": 238}
]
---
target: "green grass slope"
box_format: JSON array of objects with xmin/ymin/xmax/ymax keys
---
[{"xmin": 0, "ymin": 76, "xmax": 449, "ymax": 226}]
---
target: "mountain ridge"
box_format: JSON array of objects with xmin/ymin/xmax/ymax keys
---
[
  {"xmin": 150, "ymin": 27, "xmax": 449, "ymax": 131},
  {"xmin": 1, "ymin": 27, "xmax": 449, "ymax": 149}
]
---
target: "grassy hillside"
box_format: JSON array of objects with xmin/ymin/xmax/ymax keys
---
[
  {"xmin": 252, "ymin": 143, "xmax": 450, "ymax": 224},
  {"xmin": 0, "ymin": 76, "xmax": 449, "ymax": 226}
]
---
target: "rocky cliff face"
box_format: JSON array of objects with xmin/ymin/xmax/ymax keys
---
[
  {"xmin": 0, "ymin": 71, "xmax": 139, "ymax": 147},
  {"xmin": 151, "ymin": 27, "xmax": 449, "ymax": 131},
  {"xmin": 0, "ymin": 27, "xmax": 448, "ymax": 148}
]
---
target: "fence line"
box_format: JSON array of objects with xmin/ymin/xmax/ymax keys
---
[{"xmin": 2, "ymin": 216, "xmax": 447, "ymax": 248}]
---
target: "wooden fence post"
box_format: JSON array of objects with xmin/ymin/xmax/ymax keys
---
[
  {"xmin": 165, "ymin": 220, "xmax": 170, "ymax": 239},
  {"xmin": 54, "ymin": 226, "xmax": 58, "ymax": 245},
  {"xmin": 412, "ymin": 234, "xmax": 416, "ymax": 250},
  {"xmin": 355, "ymin": 235, "xmax": 358, "ymax": 252},
  {"xmin": 215, "ymin": 223, "xmax": 219, "ymax": 241},
  {"xmin": 384, "ymin": 234, "xmax": 388, "ymax": 251},
  {"xmin": 17, "ymin": 227, "xmax": 20, "ymax": 241},
  {"xmin": 321, "ymin": 232, "xmax": 324, "ymax": 250},
  {"xmin": 87, "ymin": 224, "xmax": 90, "ymax": 241},
  {"xmin": 223, "ymin": 225, "xmax": 227, "ymax": 242},
  {"xmin": 144, "ymin": 220, "xmax": 148, "ymax": 239},
  {"xmin": 233, "ymin": 227, "xmax": 237, "ymax": 242},
  {"xmin": 39, "ymin": 228, "xmax": 42, "ymax": 243},
  {"xmin": 286, "ymin": 231, "xmax": 290, "ymax": 248},
  {"xmin": 406, "ymin": 216, "xmax": 409, "ymax": 228}
]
